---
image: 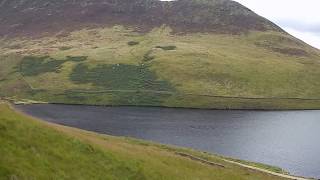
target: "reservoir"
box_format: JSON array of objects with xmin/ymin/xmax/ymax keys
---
[{"xmin": 16, "ymin": 104, "xmax": 320, "ymax": 179}]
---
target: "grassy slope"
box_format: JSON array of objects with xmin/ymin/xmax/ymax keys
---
[
  {"xmin": 0, "ymin": 102, "xmax": 289, "ymax": 180},
  {"xmin": 1, "ymin": 26, "xmax": 320, "ymax": 109}
]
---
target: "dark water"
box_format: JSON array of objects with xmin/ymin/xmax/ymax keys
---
[{"xmin": 16, "ymin": 104, "xmax": 320, "ymax": 179}]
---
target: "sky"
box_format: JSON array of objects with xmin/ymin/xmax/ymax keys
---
[{"xmin": 234, "ymin": 0, "xmax": 320, "ymax": 49}]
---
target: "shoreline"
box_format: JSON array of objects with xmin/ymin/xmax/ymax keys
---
[{"xmin": 13, "ymin": 101, "xmax": 320, "ymax": 111}]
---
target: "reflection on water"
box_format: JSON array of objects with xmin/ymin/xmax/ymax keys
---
[{"xmin": 16, "ymin": 104, "xmax": 320, "ymax": 179}]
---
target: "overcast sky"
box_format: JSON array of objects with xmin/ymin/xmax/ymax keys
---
[{"xmin": 234, "ymin": 0, "xmax": 320, "ymax": 49}]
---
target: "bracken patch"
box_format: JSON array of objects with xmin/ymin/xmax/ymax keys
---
[
  {"xmin": 70, "ymin": 63, "xmax": 173, "ymax": 91},
  {"xmin": 69, "ymin": 63, "xmax": 175, "ymax": 105},
  {"xmin": 19, "ymin": 56, "xmax": 67, "ymax": 76},
  {"xmin": 19, "ymin": 56, "xmax": 87, "ymax": 76}
]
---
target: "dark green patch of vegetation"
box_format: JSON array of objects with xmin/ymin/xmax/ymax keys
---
[
  {"xmin": 70, "ymin": 63, "xmax": 173, "ymax": 91},
  {"xmin": 19, "ymin": 56, "xmax": 67, "ymax": 76},
  {"xmin": 66, "ymin": 56, "xmax": 87, "ymax": 62},
  {"xmin": 59, "ymin": 46, "xmax": 72, "ymax": 51},
  {"xmin": 19, "ymin": 56, "xmax": 87, "ymax": 76},
  {"xmin": 69, "ymin": 63, "xmax": 174, "ymax": 105},
  {"xmin": 155, "ymin": 45, "xmax": 177, "ymax": 51},
  {"xmin": 127, "ymin": 41, "xmax": 140, "ymax": 46}
]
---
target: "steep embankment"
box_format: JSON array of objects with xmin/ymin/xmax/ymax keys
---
[
  {"xmin": 0, "ymin": 0, "xmax": 320, "ymax": 109},
  {"xmin": 0, "ymin": 102, "xmax": 293, "ymax": 179}
]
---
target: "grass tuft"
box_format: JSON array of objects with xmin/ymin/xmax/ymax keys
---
[
  {"xmin": 128, "ymin": 41, "xmax": 140, "ymax": 46},
  {"xmin": 59, "ymin": 46, "xmax": 73, "ymax": 51},
  {"xmin": 155, "ymin": 45, "xmax": 177, "ymax": 50}
]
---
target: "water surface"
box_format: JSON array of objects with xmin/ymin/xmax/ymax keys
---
[{"xmin": 16, "ymin": 104, "xmax": 320, "ymax": 178}]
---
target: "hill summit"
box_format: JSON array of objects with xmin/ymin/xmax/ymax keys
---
[{"xmin": 0, "ymin": 0, "xmax": 281, "ymax": 36}]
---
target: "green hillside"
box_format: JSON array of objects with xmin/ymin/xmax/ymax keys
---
[
  {"xmin": 0, "ymin": 102, "xmax": 291, "ymax": 179},
  {"xmin": 0, "ymin": 0, "xmax": 320, "ymax": 109}
]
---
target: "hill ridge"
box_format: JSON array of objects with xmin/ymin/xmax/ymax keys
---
[{"xmin": 0, "ymin": 0, "xmax": 282, "ymax": 36}]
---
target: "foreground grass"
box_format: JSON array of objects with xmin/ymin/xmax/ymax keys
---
[{"xmin": 0, "ymin": 102, "xmax": 290, "ymax": 180}]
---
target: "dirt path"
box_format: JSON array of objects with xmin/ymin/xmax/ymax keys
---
[
  {"xmin": 173, "ymin": 150, "xmax": 313, "ymax": 180},
  {"xmin": 221, "ymin": 159, "xmax": 313, "ymax": 180}
]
